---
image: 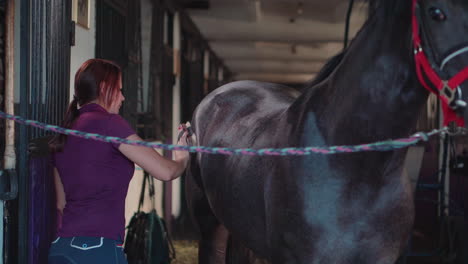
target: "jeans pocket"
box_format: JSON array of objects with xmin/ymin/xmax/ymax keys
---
[
  {"xmin": 69, "ymin": 237, "xmax": 104, "ymax": 250},
  {"xmin": 51, "ymin": 237, "xmax": 60, "ymax": 244}
]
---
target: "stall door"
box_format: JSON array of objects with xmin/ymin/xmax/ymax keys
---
[{"xmin": 12, "ymin": 1, "xmax": 72, "ymax": 263}]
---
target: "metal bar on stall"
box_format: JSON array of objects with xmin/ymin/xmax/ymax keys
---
[{"xmin": 17, "ymin": 0, "xmax": 30, "ymax": 262}]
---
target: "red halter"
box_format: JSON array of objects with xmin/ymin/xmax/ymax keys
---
[{"xmin": 412, "ymin": 0, "xmax": 468, "ymax": 126}]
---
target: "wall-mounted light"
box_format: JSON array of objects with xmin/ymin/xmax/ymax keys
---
[
  {"xmin": 297, "ymin": 2, "xmax": 303, "ymax": 15},
  {"xmin": 289, "ymin": 1, "xmax": 304, "ymax": 23}
]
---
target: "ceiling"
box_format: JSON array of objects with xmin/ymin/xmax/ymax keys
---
[{"xmin": 182, "ymin": 0, "xmax": 369, "ymax": 84}]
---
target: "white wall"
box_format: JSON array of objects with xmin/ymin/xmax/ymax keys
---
[{"xmin": 69, "ymin": 0, "xmax": 96, "ymax": 101}]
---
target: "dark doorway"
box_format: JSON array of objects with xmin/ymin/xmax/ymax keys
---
[{"xmin": 96, "ymin": 0, "xmax": 140, "ymax": 128}]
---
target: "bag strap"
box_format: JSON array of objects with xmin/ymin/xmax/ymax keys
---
[
  {"xmin": 137, "ymin": 170, "xmax": 147, "ymax": 212},
  {"xmin": 147, "ymin": 173, "xmax": 157, "ymax": 208},
  {"xmin": 138, "ymin": 171, "xmax": 175, "ymax": 260},
  {"xmin": 157, "ymin": 214, "xmax": 176, "ymax": 260},
  {"xmin": 137, "ymin": 171, "xmax": 157, "ymax": 212}
]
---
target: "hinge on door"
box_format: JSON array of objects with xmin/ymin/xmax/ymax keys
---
[{"xmin": 0, "ymin": 169, "xmax": 18, "ymax": 201}]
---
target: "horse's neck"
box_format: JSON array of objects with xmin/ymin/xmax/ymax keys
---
[{"xmin": 294, "ymin": 12, "xmax": 428, "ymax": 146}]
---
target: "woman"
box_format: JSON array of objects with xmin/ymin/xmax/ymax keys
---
[{"xmin": 48, "ymin": 58, "xmax": 190, "ymax": 263}]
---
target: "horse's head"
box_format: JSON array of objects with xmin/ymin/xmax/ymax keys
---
[{"xmin": 414, "ymin": 0, "xmax": 468, "ymax": 127}]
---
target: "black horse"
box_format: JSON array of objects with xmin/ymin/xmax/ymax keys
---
[{"xmin": 186, "ymin": 0, "xmax": 468, "ymax": 263}]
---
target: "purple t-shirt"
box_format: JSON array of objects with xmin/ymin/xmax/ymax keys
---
[{"xmin": 52, "ymin": 103, "xmax": 135, "ymax": 241}]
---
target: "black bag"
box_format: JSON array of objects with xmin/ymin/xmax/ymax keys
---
[{"xmin": 124, "ymin": 172, "xmax": 175, "ymax": 264}]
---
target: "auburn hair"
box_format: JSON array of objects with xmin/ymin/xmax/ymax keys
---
[{"xmin": 49, "ymin": 59, "xmax": 122, "ymax": 152}]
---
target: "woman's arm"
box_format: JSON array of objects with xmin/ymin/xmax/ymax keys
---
[
  {"xmin": 53, "ymin": 168, "xmax": 66, "ymax": 228},
  {"xmin": 118, "ymin": 133, "xmax": 189, "ymax": 181}
]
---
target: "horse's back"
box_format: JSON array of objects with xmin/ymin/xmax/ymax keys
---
[{"xmin": 193, "ymin": 80, "xmax": 299, "ymax": 146}]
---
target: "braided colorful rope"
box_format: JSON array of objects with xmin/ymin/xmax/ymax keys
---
[{"xmin": 0, "ymin": 111, "xmax": 447, "ymax": 156}]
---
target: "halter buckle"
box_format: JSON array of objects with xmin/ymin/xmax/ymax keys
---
[
  {"xmin": 441, "ymin": 81, "xmax": 467, "ymax": 110},
  {"xmin": 441, "ymin": 81, "xmax": 456, "ymax": 105}
]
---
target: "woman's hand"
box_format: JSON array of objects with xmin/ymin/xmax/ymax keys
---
[
  {"xmin": 119, "ymin": 124, "xmax": 193, "ymax": 181},
  {"xmin": 174, "ymin": 122, "xmax": 191, "ymax": 169}
]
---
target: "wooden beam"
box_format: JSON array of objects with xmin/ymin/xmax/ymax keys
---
[
  {"xmin": 181, "ymin": 0, "xmax": 210, "ymax": 9},
  {"xmin": 208, "ymin": 38, "xmax": 345, "ymax": 46}
]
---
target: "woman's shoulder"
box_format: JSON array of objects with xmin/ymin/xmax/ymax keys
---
[
  {"xmin": 106, "ymin": 114, "xmax": 136, "ymax": 138},
  {"xmin": 107, "ymin": 113, "xmax": 128, "ymax": 123}
]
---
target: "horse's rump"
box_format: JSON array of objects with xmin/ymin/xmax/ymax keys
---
[{"xmin": 188, "ymin": 80, "xmax": 298, "ymax": 257}]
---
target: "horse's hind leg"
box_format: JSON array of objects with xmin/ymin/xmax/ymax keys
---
[
  {"xmin": 198, "ymin": 219, "xmax": 229, "ymax": 264},
  {"xmin": 185, "ymin": 157, "xmax": 229, "ymax": 263},
  {"xmin": 227, "ymin": 236, "xmax": 270, "ymax": 264},
  {"xmin": 189, "ymin": 192, "xmax": 229, "ymax": 263}
]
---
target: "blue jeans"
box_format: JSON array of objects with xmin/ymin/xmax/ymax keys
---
[{"xmin": 48, "ymin": 236, "xmax": 128, "ymax": 264}]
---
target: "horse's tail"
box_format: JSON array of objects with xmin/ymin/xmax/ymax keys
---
[
  {"xmin": 184, "ymin": 120, "xmax": 202, "ymax": 188},
  {"xmin": 184, "ymin": 119, "xmax": 208, "ymax": 234},
  {"xmin": 177, "ymin": 121, "xmax": 196, "ymax": 144}
]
